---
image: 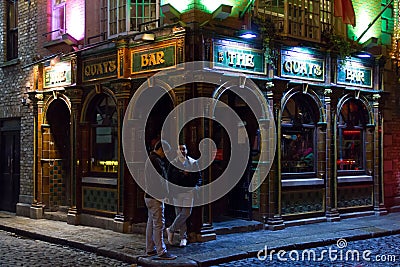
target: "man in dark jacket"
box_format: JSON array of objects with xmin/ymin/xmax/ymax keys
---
[
  {"xmin": 144, "ymin": 140, "xmax": 177, "ymax": 260},
  {"xmin": 166, "ymin": 144, "xmax": 202, "ymax": 247}
]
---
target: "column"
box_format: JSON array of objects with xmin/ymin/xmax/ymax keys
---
[
  {"xmin": 113, "ymin": 82, "xmax": 132, "ymax": 233},
  {"xmin": 266, "ymin": 78, "xmax": 286, "ymax": 230},
  {"xmin": 65, "ymin": 87, "xmax": 83, "ymax": 225},
  {"xmin": 325, "ymin": 88, "xmax": 341, "ymax": 221},
  {"xmin": 372, "ymin": 94, "xmax": 387, "ymax": 215},
  {"xmin": 29, "ymin": 92, "xmax": 45, "ymax": 219}
]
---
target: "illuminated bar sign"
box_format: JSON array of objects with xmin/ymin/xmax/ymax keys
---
[
  {"xmin": 281, "ymin": 49, "xmax": 325, "ymax": 82},
  {"xmin": 212, "ymin": 39, "xmax": 265, "ymax": 75},
  {"xmin": 44, "ymin": 61, "xmax": 72, "ymax": 88},
  {"xmin": 82, "ymin": 55, "xmax": 117, "ymax": 82},
  {"xmin": 131, "ymin": 43, "xmax": 176, "ymax": 74},
  {"xmin": 337, "ymin": 59, "xmax": 373, "ymax": 88}
]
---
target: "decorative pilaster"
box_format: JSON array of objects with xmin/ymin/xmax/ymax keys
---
[
  {"xmin": 29, "ymin": 92, "xmax": 45, "ymax": 219},
  {"xmin": 372, "ymin": 93, "xmax": 387, "ymax": 215},
  {"xmin": 65, "ymin": 87, "xmax": 83, "ymax": 225},
  {"xmin": 113, "ymin": 81, "xmax": 132, "ymax": 233},
  {"xmin": 325, "ymin": 87, "xmax": 341, "ymax": 222},
  {"xmin": 266, "ymin": 78, "xmax": 286, "ymax": 230}
]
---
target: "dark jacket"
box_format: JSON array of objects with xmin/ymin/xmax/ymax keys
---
[
  {"xmin": 168, "ymin": 156, "xmax": 202, "ymax": 188},
  {"xmin": 144, "ymin": 151, "xmax": 169, "ymax": 199}
]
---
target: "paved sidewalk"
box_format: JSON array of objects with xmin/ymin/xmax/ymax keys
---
[{"xmin": 0, "ymin": 211, "xmax": 400, "ymax": 266}]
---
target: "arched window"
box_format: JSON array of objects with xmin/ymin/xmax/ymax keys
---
[
  {"xmin": 281, "ymin": 93, "xmax": 318, "ymax": 175},
  {"xmin": 337, "ymin": 99, "xmax": 368, "ymax": 172},
  {"xmin": 88, "ymin": 94, "xmax": 118, "ymax": 174}
]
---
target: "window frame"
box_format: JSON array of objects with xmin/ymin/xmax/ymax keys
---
[
  {"xmin": 51, "ymin": 0, "xmax": 66, "ymax": 40},
  {"xmin": 6, "ymin": 0, "xmax": 18, "ymax": 61},
  {"xmin": 107, "ymin": 0, "xmax": 160, "ymax": 39},
  {"xmin": 88, "ymin": 94, "xmax": 118, "ymax": 177},
  {"xmin": 281, "ymin": 93, "xmax": 318, "ymax": 178},
  {"xmin": 336, "ymin": 99, "xmax": 368, "ymax": 176}
]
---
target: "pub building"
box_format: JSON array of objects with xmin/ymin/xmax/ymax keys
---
[{"xmin": 23, "ymin": 0, "xmax": 386, "ymax": 239}]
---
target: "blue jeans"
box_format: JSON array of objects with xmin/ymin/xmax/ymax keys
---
[
  {"xmin": 145, "ymin": 197, "xmax": 167, "ymax": 256},
  {"xmin": 169, "ymin": 191, "xmax": 194, "ymax": 240}
]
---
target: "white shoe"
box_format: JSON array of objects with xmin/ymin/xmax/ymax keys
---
[
  {"xmin": 166, "ymin": 228, "xmax": 174, "ymax": 245},
  {"xmin": 179, "ymin": 238, "xmax": 187, "ymax": 247}
]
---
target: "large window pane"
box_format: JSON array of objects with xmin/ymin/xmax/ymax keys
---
[
  {"xmin": 337, "ymin": 100, "xmax": 367, "ymax": 171},
  {"xmin": 108, "ymin": 0, "xmax": 159, "ymax": 37},
  {"xmin": 281, "ymin": 94, "xmax": 317, "ymax": 174},
  {"xmin": 6, "ymin": 0, "xmax": 18, "ymax": 61},
  {"xmin": 51, "ymin": 0, "xmax": 66, "ymax": 40},
  {"xmin": 89, "ymin": 95, "xmax": 118, "ymax": 174}
]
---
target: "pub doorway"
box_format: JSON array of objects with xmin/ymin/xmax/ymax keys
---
[
  {"xmin": 211, "ymin": 91, "xmax": 259, "ymax": 221},
  {"xmin": 44, "ymin": 98, "xmax": 71, "ymax": 210}
]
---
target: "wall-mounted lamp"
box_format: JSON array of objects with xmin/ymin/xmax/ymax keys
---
[
  {"xmin": 353, "ymin": 51, "xmax": 372, "ymax": 58},
  {"xmin": 212, "ymin": 4, "xmax": 233, "ymax": 20},
  {"xmin": 161, "ymin": 4, "xmax": 181, "ymax": 22},
  {"xmin": 133, "ymin": 33, "xmax": 155, "ymax": 42},
  {"xmin": 237, "ymin": 28, "xmax": 257, "ymax": 39},
  {"xmin": 22, "ymin": 82, "xmax": 32, "ymax": 106}
]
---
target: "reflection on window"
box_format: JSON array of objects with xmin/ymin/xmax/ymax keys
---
[
  {"xmin": 281, "ymin": 95, "xmax": 317, "ymax": 174},
  {"xmin": 6, "ymin": 0, "xmax": 18, "ymax": 61},
  {"xmin": 90, "ymin": 95, "xmax": 118, "ymax": 174},
  {"xmin": 337, "ymin": 100, "xmax": 367, "ymax": 171},
  {"xmin": 52, "ymin": 0, "xmax": 66, "ymax": 40},
  {"xmin": 108, "ymin": 0, "xmax": 159, "ymax": 38}
]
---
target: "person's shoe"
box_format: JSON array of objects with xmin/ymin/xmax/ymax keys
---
[
  {"xmin": 146, "ymin": 250, "xmax": 157, "ymax": 257},
  {"xmin": 156, "ymin": 252, "xmax": 177, "ymax": 260},
  {"xmin": 179, "ymin": 238, "xmax": 187, "ymax": 247},
  {"xmin": 166, "ymin": 227, "xmax": 174, "ymax": 245}
]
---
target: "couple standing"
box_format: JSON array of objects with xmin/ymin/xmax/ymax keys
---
[{"xmin": 144, "ymin": 141, "xmax": 201, "ymax": 260}]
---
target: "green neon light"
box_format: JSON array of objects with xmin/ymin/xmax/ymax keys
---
[
  {"xmin": 161, "ymin": 0, "xmax": 249, "ymax": 16},
  {"xmin": 348, "ymin": 2, "xmax": 381, "ymax": 44}
]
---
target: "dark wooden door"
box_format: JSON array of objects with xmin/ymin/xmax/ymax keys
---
[{"xmin": 0, "ymin": 125, "xmax": 20, "ymax": 212}]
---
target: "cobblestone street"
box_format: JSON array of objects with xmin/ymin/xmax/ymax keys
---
[
  {"xmin": 212, "ymin": 234, "xmax": 400, "ymax": 267},
  {"xmin": 0, "ymin": 230, "xmax": 131, "ymax": 267}
]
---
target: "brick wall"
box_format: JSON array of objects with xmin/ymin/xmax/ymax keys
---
[{"xmin": 0, "ymin": 1, "xmax": 39, "ymax": 204}]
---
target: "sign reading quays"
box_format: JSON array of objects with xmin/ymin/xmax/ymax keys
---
[
  {"xmin": 212, "ymin": 40, "xmax": 265, "ymax": 74},
  {"xmin": 337, "ymin": 59, "xmax": 373, "ymax": 88},
  {"xmin": 281, "ymin": 49, "xmax": 324, "ymax": 82},
  {"xmin": 131, "ymin": 43, "xmax": 176, "ymax": 74},
  {"xmin": 83, "ymin": 55, "xmax": 117, "ymax": 82}
]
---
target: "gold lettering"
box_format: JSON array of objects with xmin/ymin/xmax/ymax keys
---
[
  {"xmin": 141, "ymin": 54, "xmax": 149, "ymax": 67},
  {"xmin": 156, "ymin": 51, "xmax": 165, "ymax": 64}
]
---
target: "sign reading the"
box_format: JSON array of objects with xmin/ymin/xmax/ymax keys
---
[
  {"xmin": 44, "ymin": 61, "xmax": 72, "ymax": 88},
  {"xmin": 83, "ymin": 55, "xmax": 117, "ymax": 82},
  {"xmin": 337, "ymin": 60, "xmax": 373, "ymax": 88},
  {"xmin": 212, "ymin": 40, "xmax": 265, "ymax": 74},
  {"xmin": 131, "ymin": 44, "xmax": 176, "ymax": 74},
  {"xmin": 281, "ymin": 50, "xmax": 325, "ymax": 82}
]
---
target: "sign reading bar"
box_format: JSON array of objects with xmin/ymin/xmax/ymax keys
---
[
  {"xmin": 281, "ymin": 49, "xmax": 324, "ymax": 82},
  {"xmin": 212, "ymin": 40, "xmax": 265, "ymax": 75},
  {"xmin": 44, "ymin": 61, "xmax": 72, "ymax": 88},
  {"xmin": 337, "ymin": 60, "xmax": 373, "ymax": 88},
  {"xmin": 131, "ymin": 43, "xmax": 176, "ymax": 74},
  {"xmin": 83, "ymin": 55, "xmax": 117, "ymax": 82}
]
